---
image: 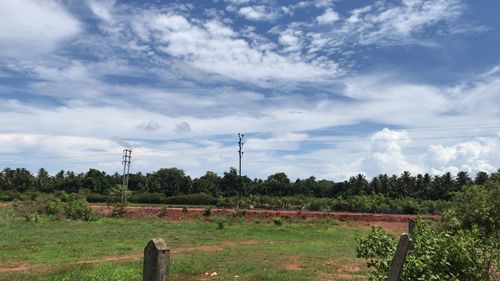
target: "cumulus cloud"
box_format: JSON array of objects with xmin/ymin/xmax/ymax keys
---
[{"xmin": 317, "ymin": 8, "xmax": 340, "ymax": 24}]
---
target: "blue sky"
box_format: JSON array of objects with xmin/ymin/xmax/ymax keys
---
[{"xmin": 0, "ymin": 0, "xmax": 499, "ymax": 180}]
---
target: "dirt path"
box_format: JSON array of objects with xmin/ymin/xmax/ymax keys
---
[
  {"xmin": 0, "ymin": 264, "xmax": 36, "ymax": 273},
  {"xmin": 0, "ymin": 240, "xmax": 261, "ymax": 273}
]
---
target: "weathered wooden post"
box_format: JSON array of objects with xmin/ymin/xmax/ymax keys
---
[
  {"xmin": 143, "ymin": 238, "xmax": 170, "ymax": 281},
  {"xmin": 387, "ymin": 233, "xmax": 413, "ymax": 281},
  {"xmin": 408, "ymin": 219, "xmax": 416, "ymax": 235}
]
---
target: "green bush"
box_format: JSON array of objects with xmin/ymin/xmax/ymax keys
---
[
  {"xmin": 213, "ymin": 217, "xmax": 226, "ymax": 230},
  {"xmin": 65, "ymin": 195, "xmax": 98, "ymax": 221},
  {"xmin": 271, "ymin": 217, "xmax": 284, "ymax": 226},
  {"xmin": 442, "ymin": 183, "xmax": 499, "ymax": 239},
  {"xmin": 182, "ymin": 206, "xmax": 188, "ymax": 213},
  {"xmin": 165, "ymin": 192, "xmax": 218, "ymax": 205},
  {"xmin": 357, "ymin": 223, "xmax": 496, "ymax": 280},
  {"xmin": 0, "ymin": 191, "xmax": 20, "ymax": 201},
  {"xmin": 306, "ymin": 200, "xmax": 323, "ymax": 211},
  {"xmin": 129, "ymin": 192, "xmax": 166, "ymax": 204},
  {"xmin": 86, "ymin": 194, "xmax": 120, "ymax": 203},
  {"xmin": 46, "ymin": 198, "xmax": 65, "ymax": 218},
  {"xmin": 357, "ymin": 183, "xmax": 500, "ymax": 280}
]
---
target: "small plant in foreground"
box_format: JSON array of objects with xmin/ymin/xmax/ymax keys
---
[
  {"xmin": 213, "ymin": 217, "xmax": 226, "ymax": 230},
  {"xmin": 272, "ymin": 217, "xmax": 284, "ymax": 226}
]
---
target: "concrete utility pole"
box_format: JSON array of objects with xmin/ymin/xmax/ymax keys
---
[
  {"xmin": 121, "ymin": 149, "xmax": 132, "ymax": 204},
  {"xmin": 238, "ymin": 133, "xmax": 244, "ymax": 177}
]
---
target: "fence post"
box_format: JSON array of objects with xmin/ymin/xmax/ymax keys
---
[
  {"xmin": 408, "ymin": 219, "xmax": 416, "ymax": 235},
  {"xmin": 143, "ymin": 238, "xmax": 170, "ymax": 281},
  {"xmin": 387, "ymin": 233, "xmax": 412, "ymax": 281}
]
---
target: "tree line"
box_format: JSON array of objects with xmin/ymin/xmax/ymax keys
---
[{"xmin": 1, "ymin": 166, "xmax": 497, "ymax": 201}]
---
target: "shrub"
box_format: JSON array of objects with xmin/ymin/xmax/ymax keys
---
[
  {"xmin": 182, "ymin": 207, "xmax": 188, "ymax": 213},
  {"xmin": 65, "ymin": 195, "xmax": 98, "ymax": 221},
  {"xmin": 111, "ymin": 203, "xmax": 128, "ymax": 218},
  {"xmin": 46, "ymin": 198, "xmax": 65, "ymax": 218},
  {"xmin": 307, "ymin": 200, "xmax": 323, "ymax": 211},
  {"xmin": 165, "ymin": 193, "xmax": 218, "ymax": 205},
  {"xmin": 203, "ymin": 207, "xmax": 212, "ymax": 217},
  {"xmin": 233, "ymin": 208, "xmax": 247, "ymax": 218},
  {"xmin": 129, "ymin": 192, "xmax": 166, "ymax": 204},
  {"xmin": 0, "ymin": 191, "xmax": 20, "ymax": 201},
  {"xmin": 357, "ymin": 224, "xmax": 496, "ymax": 280},
  {"xmin": 159, "ymin": 206, "xmax": 169, "ymax": 218},
  {"xmin": 271, "ymin": 217, "xmax": 284, "ymax": 226},
  {"xmin": 11, "ymin": 194, "xmax": 98, "ymax": 221},
  {"xmin": 442, "ymin": 183, "xmax": 499, "ymax": 239},
  {"xmin": 213, "ymin": 217, "xmax": 226, "ymax": 230},
  {"xmin": 357, "ymin": 183, "xmax": 500, "ymax": 281}
]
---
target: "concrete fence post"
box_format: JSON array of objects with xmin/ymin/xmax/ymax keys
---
[
  {"xmin": 387, "ymin": 233, "xmax": 413, "ymax": 281},
  {"xmin": 143, "ymin": 238, "xmax": 170, "ymax": 281}
]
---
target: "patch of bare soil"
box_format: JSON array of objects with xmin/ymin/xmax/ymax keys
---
[
  {"xmin": 348, "ymin": 221, "xmax": 408, "ymax": 234},
  {"xmin": 337, "ymin": 266, "xmax": 360, "ymax": 273},
  {"xmin": 0, "ymin": 263, "xmax": 31, "ymax": 273},
  {"xmin": 0, "ymin": 262, "xmax": 49, "ymax": 273},
  {"xmin": 318, "ymin": 272, "xmax": 365, "ymax": 280},
  {"xmin": 280, "ymin": 255, "xmax": 302, "ymax": 271},
  {"xmin": 90, "ymin": 205, "xmax": 439, "ymax": 223}
]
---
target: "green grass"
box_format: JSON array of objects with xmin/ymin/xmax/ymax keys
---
[{"xmin": 0, "ymin": 207, "xmax": 370, "ymax": 280}]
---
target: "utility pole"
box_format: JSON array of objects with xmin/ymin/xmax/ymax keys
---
[
  {"xmin": 238, "ymin": 133, "xmax": 244, "ymax": 177},
  {"xmin": 121, "ymin": 149, "xmax": 132, "ymax": 204}
]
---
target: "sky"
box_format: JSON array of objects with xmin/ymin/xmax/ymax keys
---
[{"xmin": 0, "ymin": 0, "xmax": 499, "ymax": 181}]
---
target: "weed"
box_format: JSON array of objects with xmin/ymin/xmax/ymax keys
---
[
  {"xmin": 159, "ymin": 206, "xmax": 169, "ymax": 218},
  {"xmin": 203, "ymin": 207, "xmax": 212, "ymax": 217},
  {"xmin": 271, "ymin": 217, "xmax": 284, "ymax": 226},
  {"xmin": 111, "ymin": 203, "xmax": 128, "ymax": 218}
]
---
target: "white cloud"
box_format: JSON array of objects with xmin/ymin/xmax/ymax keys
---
[
  {"xmin": 88, "ymin": 0, "xmax": 114, "ymax": 23},
  {"xmin": 341, "ymin": 0, "xmax": 465, "ymax": 45},
  {"xmin": 0, "ymin": 0, "xmax": 80, "ymax": 58},
  {"xmin": 317, "ymin": 8, "xmax": 340, "ymax": 24},
  {"xmin": 237, "ymin": 5, "xmax": 279, "ymax": 21},
  {"xmin": 130, "ymin": 12, "xmax": 337, "ymax": 82}
]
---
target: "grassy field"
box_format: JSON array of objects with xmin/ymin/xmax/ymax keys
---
[{"xmin": 0, "ymin": 207, "xmax": 381, "ymax": 281}]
